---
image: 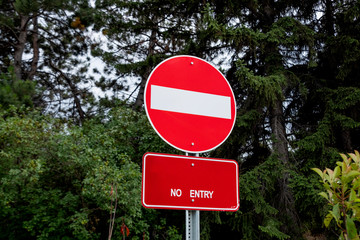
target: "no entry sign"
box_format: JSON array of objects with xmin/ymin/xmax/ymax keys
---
[
  {"xmin": 141, "ymin": 152, "xmax": 239, "ymax": 211},
  {"xmin": 144, "ymin": 55, "xmax": 236, "ymax": 153}
]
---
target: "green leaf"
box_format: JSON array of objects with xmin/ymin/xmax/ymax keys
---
[
  {"xmin": 340, "ymin": 232, "xmax": 345, "ymax": 240},
  {"xmin": 353, "ymin": 179, "xmax": 360, "ymax": 189},
  {"xmin": 312, "ymin": 168, "xmax": 324, "ymax": 178},
  {"xmin": 334, "ymin": 166, "xmax": 341, "ymax": 179},
  {"xmin": 327, "ymin": 168, "xmax": 334, "ymax": 178},
  {"xmin": 324, "ymin": 213, "xmax": 334, "ymax": 227},
  {"xmin": 349, "ymin": 153, "xmax": 360, "ymax": 164},
  {"xmin": 343, "ymin": 171, "xmax": 360, "ymax": 184},
  {"xmin": 346, "ymin": 216, "xmax": 359, "ymax": 240},
  {"xmin": 343, "ymin": 161, "xmax": 349, "ymax": 174},
  {"xmin": 350, "ymin": 189, "xmax": 357, "ymax": 202},
  {"xmin": 324, "ymin": 183, "xmax": 331, "ymax": 191},
  {"xmin": 351, "ymin": 163, "xmax": 358, "ymax": 170},
  {"xmin": 331, "ymin": 203, "xmax": 340, "ymax": 223},
  {"xmin": 319, "ymin": 192, "xmax": 329, "ymax": 201},
  {"xmin": 324, "ymin": 173, "xmax": 331, "ymax": 183},
  {"xmin": 340, "ymin": 153, "xmax": 349, "ymax": 163}
]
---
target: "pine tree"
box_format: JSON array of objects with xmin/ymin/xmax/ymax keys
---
[
  {"xmin": 91, "ymin": 0, "xmax": 221, "ymax": 109},
  {"xmin": 0, "ymin": 0, "xmax": 96, "ymax": 123},
  {"xmin": 202, "ymin": 0, "xmax": 318, "ymax": 238}
]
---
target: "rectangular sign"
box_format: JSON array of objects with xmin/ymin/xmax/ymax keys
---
[
  {"xmin": 150, "ymin": 85, "xmax": 231, "ymax": 119},
  {"xmin": 142, "ymin": 152, "xmax": 239, "ymax": 211}
]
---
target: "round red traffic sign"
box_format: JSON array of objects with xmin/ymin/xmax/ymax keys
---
[{"xmin": 144, "ymin": 55, "xmax": 236, "ymax": 153}]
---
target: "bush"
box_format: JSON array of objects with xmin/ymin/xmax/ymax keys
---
[{"xmin": 312, "ymin": 151, "xmax": 360, "ymax": 240}]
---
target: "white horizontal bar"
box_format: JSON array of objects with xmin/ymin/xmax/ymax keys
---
[{"xmin": 151, "ymin": 85, "xmax": 231, "ymax": 119}]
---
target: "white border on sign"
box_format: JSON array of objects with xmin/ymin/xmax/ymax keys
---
[
  {"xmin": 144, "ymin": 55, "xmax": 237, "ymax": 153},
  {"xmin": 141, "ymin": 152, "xmax": 240, "ymax": 211}
]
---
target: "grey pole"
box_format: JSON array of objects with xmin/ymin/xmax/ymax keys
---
[
  {"xmin": 185, "ymin": 152, "xmax": 200, "ymax": 240},
  {"xmin": 186, "ymin": 209, "xmax": 200, "ymax": 239}
]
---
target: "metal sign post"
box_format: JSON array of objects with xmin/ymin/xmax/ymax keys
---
[
  {"xmin": 142, "ymin": 55, "xmax": 239, "ymax": 239},
  {"xmin": 186, "ymin": 152, "xmax": 200, "ymax": 240},
  {"xmin": 186, "ymin": 210, "xmax": 200, "ymax": 240}
]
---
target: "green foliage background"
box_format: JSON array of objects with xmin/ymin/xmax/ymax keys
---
[
  {"xmin": 0, "ymin": 108, "xmax": 180, "ymax": 239},
  {"xmin": 1, "ymin": 0, "xmax": 360, "ymax": 239}
]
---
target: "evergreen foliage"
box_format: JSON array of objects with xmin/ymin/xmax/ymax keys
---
[
  {"xmin": 0, "ymin": 67, "xmax": 35, "ymax": 110},
  {"xmin": 1, "ymin": 0, "xmax": 360, "ymax": 239},
  {"xmin": 0, "ymin": 0, "xmax": 96, "ymax": 122}
]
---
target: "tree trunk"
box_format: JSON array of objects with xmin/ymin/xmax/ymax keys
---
[
  {"xmin": 270, "ymin": 99, "xmax": 300, "ymax": 234},
  {"xmin": 260, "ymin": 0, "xmax": 299, "ymax": 233},
  {"xmin": 133, "ymin": 19, "xmax": 158, "ymax": 109},
  {"xmin": 341, "ymin": 129, "xmax": 352, "ymax": 152},
  {"xmin": 324, "ymin": 0, "xmax": 335, "ymax": 36},
  {"xmin": 133, "ymin": 69, "xmax": 148, "ymax": 109},
  {"xmin": 14, "ymin": 15, "xmax": 29, "ymax": 80},
  {"xmin": 270, "ymin": 100, "xmax": 289, "ymax": 163},
  {"xmin": 28, "ymin": 16, "xmax": 39, "ymax": 80}
]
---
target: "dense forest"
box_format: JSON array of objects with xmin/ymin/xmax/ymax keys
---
[{"xmin": 1, "ymin": 0, "xmax": 360, "ymax": 239}]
